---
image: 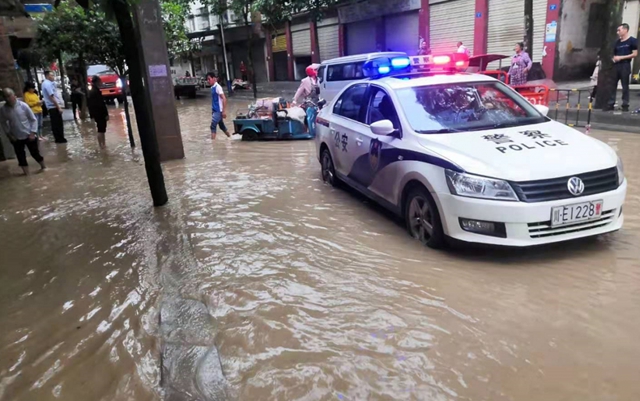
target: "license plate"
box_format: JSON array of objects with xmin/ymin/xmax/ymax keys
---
[{"xmin": 551, "ymin": 200, "xmax": 603, "ymax": 227}]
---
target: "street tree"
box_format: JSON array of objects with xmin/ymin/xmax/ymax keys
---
[
  {"xmin": 595, "ymin": 0, "xmax": 625, "ymax": 110},
  {"xmin": 33, "ymin": 2, "xmax": 93, "ymax": 115},
  {"xmin": 83, "ymin": 10, "xmax": 136, "ymax": 147},
  {"xmin": 208, "ymin": 0, "xmax": 260, "ymax": 98}
]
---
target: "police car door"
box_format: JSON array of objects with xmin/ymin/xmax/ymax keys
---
[
  {"xmin": 349, "ymin": 85, "xmax": 402, "ymax": 196},
  {"xmin": 329, "ymin": 83, "xmax": 369, "ymax": 178}
]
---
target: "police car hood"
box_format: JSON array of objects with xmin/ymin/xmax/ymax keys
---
[{"xmin": 416, "ymin": 121, "xmax": 618, "ymax": 181}]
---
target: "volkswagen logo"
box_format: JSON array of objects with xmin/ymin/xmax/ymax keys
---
[{"xmin": 567, "ymin": 177, "xmax": 585, "ymax": 196}]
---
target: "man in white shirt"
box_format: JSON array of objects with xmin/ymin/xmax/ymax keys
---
[
  {"xmin": 0, "ymin": 88, "xmax": 46, "ymax": 174},
  {"xmin": 457, "ymin": 42, "xmax": 470, "ymax": 56},
  {"xmin": 206, "ymin": 71, "xmax": 230, "ymax": 140},
  {"xmin": 41, "ymin": 71, "xmax": 67, "ymax": 143}
]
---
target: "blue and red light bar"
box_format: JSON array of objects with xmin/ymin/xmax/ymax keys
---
[
  {"xmin": 363, "ymin": 53, "xmax": 469, "ymax": 79},
  {"xmin": 363, "ymin": 56, "xmax": 412, "ymax": 78}
]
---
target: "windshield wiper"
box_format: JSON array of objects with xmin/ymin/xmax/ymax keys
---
[{"xmin": 415, "ymin": 128, "xmax": 460, "ymax": 134}]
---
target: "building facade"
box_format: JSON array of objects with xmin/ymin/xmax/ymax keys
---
[{"xmin": 186, "ymin": 0, "xmax": 640, "ymax": 83}]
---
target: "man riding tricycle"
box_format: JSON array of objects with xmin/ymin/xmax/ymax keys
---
[{"xmin": 233, "ymin": 65, "xmax": 325, "ymax": 141}]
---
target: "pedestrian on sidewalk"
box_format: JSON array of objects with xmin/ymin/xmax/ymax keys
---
[
  {"xmin": 457, "ymin": 41, "xmax": 470, "ymax": 56},
  {"xmin": 0, "ymin": 88, "xmax": 46, "ymax": 175},
  {"xmin": 23, "ymin": 82, "xmax": 43, "ymax": 137},
  {"xmin": 607, "ymin": 23, "xmax": 638, "ymax": 112},
  {"xmin": 206, "ymin": 71, "xmax": 230, "ymax": 140},
  {"xmin": 508, "ymin": 42, "xmax": 532, "ymax": 86},
  {"xmin": 417, "ymin": 38, "xmax": 430, "ymax": 56},
  {"xmin": 590, "ymin": 55, "xmax": 601, "ymax": 100},
  {"xmin": 240, "ymin": 61, "xmax": 248, "ymax": 82},
  {"xmin": 87, "ymin": 75, "xmax": 109, "ymax": 149},
  {"xmin": 70, "ymin": 77, "xmax": 84, "ymax": 121},
  {"xmin": 42, "ymin": 71, "xmax": 67, "ymax": 143}
]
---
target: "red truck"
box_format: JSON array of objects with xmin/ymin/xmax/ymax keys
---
[{"xmin": 87, "ymin": 65, "xmax": 127, "ymax": 104}]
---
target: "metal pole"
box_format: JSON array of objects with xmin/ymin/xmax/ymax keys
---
[
  {"xmin": 565, "ymin": 90, "xmax": 570, "ymax": 125},
  {"xmin": 575, "ymin": 90, "xmax": 581, "ymax": 127},
  {"xmin": 219, "ymin": 22, "xmax": 233, "ymax": 94},
  {"xmin": 554, "ymin": 89, "xmax": 560, "ymax": 120}
]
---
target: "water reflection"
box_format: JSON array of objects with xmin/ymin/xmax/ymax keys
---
[{"xmin": 0, "ymin": 98, "xmax": 639, "ymax": 401}]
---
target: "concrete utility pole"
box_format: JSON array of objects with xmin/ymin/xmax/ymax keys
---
[
  {"xmin": 133, "ymin": 0, "xmax": 185, "ymax": 162},
  {"xmin": 109, "ymin": 0, "xmax": 169, "ymax": 206},
  {"xmin": 595, "ymin": 0, "xmax": 625, "ymax": 109}
]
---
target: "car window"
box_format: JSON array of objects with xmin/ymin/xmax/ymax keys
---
[
  {"xmin": 333, "ymin": 84, "xmax": 368, "ymax": 122},
  {"xmin": 318, "ymin": 66, "xmax": 326, "ymax": 84},
  {"xmin": 367, "ymin": 86, "xmax": 400, "ymax": 128},
  {"xmin": 395, "ymin": 81, "xmax": 547, "ymax": 133},
  {"xmin": 327, "ymin": 62, "xmax": 365, "ymax": 82}
]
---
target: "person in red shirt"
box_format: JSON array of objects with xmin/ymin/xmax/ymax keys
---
[{"xmin": 240, "ymin": 61, "xmax": 248, "ymax": 82}]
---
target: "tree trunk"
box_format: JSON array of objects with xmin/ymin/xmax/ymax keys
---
[
  {"xmin": 248, "ymin": 30, "xmax": 257, "ymax": 99},
  {"xmin": 524, "ymin": 0, "xmax": 534, "ymax": 57},
  {"xmin": 33, "ymin": 67, "xmax": 40, "ymax": 91},
  {"xmin": 78, "ymin": 54, "xmax": 89, "ymax": 119},
  {"xmin": 111, "ymin": 0, "xmax": 167, "ymax": 206},
  {"xmin": 58, "ymin": 52, "xmax": 69, "ymax": 104},
  {"xmin": 122, "ymin": 79, "xmax": 135, "ymax": 148},
  {"xmin": 595, "ymin": 0, "xmax": 625, "ymax": 109}
]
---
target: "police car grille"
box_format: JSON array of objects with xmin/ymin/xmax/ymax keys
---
[
  {"xmin": 510, "ymin": 167, "xmax": 618, "ymax": 202},
  {"xmin": 527, "ymin": 210, "xmax": 615, "ymax": 238}
]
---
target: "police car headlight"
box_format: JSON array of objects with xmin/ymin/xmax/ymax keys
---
[
  {"xmin": 116, "ymin": 79, "xmax": 123, "ymax": 88},
  {"xmin": 445, "ymin": 170, "xmax": 518, "ymax": 201}
]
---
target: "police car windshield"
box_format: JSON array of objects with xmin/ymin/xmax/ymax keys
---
[{"xmin": 395, "ymin": 81, "xmax": 547, "ymax": 134}]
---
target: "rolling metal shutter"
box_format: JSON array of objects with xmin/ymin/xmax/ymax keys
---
[
  {"xmin": 487, "ymin": 0, "xmax": 523, "ymax": 68},
  {"xmin": 346, "ymin": 19, "xmax": 377, "ymax": 55},
  {"xmin": 318, "ymin": 17, "xmax": 340, "ymax": 61},
  {"xmin": 430, "ymin": 0, "xmax": 475, "ymax": 55},
  {"xmin": 531, "ymin": 0, "xmax": 546, "ymax": 62},
  {"xmin": 291, "ymin": 23, "xmax": 311, "ymax": 56},
  {"xmin": 385, "ymin": 11, "xmax": 419, "ymax": 55},
  {"xmin": 486, "ymin": 0, "xmax": 546, "ymax": 64}
]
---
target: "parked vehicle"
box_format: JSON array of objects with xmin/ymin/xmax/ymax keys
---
[
  {"xmin": 174, "ymin": 77, "xmax": 199, "ymax": 99},
  {"xmin": 315, "ymin": 53, "xmax": 626, "ymax": 248},
  {"xmin": 86, "ymin": 65, "xmax": 126, "ymax": 104},
  {"xmin": 234, "ymin": 98, "xmax": 326, "ymax": 141},
  {"xmin": 317, "ymin": 52, "xmax": 409, "ymax": 102}
]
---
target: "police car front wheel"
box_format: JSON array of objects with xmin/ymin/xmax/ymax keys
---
[
  {"xmin": 321, "ymin": 149, "xmax": 340, "ymax": 187},
  {"xmin": 404, "ymin": 187, "xmax": 446, "ymax": 249}
]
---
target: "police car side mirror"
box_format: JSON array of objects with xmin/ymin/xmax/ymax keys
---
[
  {"xmin": 318, "ymin": 99, "xmax": 326, "ymax": 109},
  {"xmin": 534, "ymin": 104, "xmax": 549, "ymax": 116},
  {"xmin": 371, "ymin": 120, "xmax": 396, "ymax": 136}
]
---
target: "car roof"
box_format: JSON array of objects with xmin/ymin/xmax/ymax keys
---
[
  {"xmin": 371, "ymin": 72, "xmax": 497, "ymax": 90},
  {"xmin": 321, "ymin": 52, "xmax": 408, "ymax": 65}
]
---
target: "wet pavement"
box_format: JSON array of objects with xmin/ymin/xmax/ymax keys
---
[{"xmin": 1, "ymin": 98, "xmax": 639, "ymax": 401}]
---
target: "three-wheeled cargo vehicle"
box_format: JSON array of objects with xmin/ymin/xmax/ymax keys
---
[
  {"xmin": 233, "ymin": 98, "xmax": 325, "ymax": 141},
  {"xmin": 468, "ymin": 53, "xmax": 553, "ymax": 106}
]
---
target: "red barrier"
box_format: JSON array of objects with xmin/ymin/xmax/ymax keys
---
[{"xmin": 513, "ymin": 84, "xmax": 550, "ymax": 106}]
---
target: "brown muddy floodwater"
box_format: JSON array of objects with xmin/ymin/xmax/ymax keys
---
[{"xmin": 1, "ymin": 97, "xmax": 639, "ymax": 401}]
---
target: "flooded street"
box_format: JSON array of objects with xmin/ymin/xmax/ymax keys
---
[{"xmin": 1, "ymin": 97, "xmax": 639, "ymax": 401}]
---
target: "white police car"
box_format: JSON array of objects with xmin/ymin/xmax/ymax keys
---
[{"xmin": 315, "ymin": 54, "xmax": 626, "ymax": 248}]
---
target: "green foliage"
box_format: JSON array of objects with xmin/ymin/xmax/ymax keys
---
[
  {"xmin": 253, "ymin": 0, "xmax": 340, "ymax": 25},
  {"xmin": 33, "ymin": 0, "xmax": 198, "ymax": 74},
  {"xmin": 33, "ymin": 2, "xmax": 93, "ymax": 63},
  {"xmin": 161, "ymin": 0, "xmax": 200, "ymax": 57},
  {"xmin": 84, "ymin": 10, "xmax": 127, "ymax": 75}
]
